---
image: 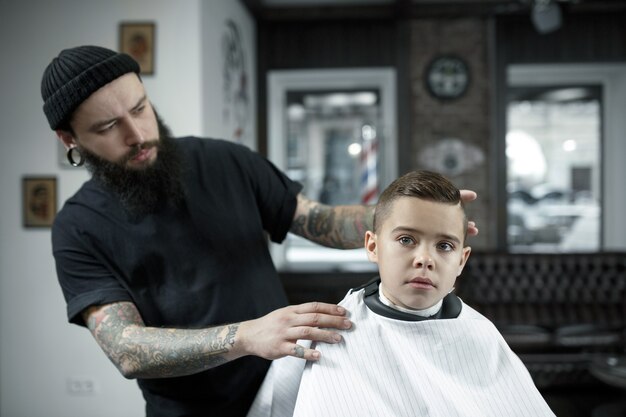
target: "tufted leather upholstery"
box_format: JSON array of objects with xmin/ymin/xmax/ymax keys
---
[{"xmin": 456, "ymin": 252, "xmax": 626, "ymax": 388}]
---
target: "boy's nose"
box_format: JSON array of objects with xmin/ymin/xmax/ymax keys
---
[{"xmin": 413, "ymin": 249, "xmax": 434, "ymax": 270}]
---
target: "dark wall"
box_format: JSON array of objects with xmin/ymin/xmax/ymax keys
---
[
  {"xmin": 258, "ymin": 19, "xmax": 398, "ymax": 69},
  {"xmin": 492, "ymin": 10, "xmax": 626, "ymax": 247},
  {"xmin": 256, "ymin": 17, "xmax": 411, "ymax": 302},
  {"xmin": 255, "ymin": 9, "xmax": 626, "ymax": 159},
  {"xmin": 409, "ymin": 17, "xmax": 492, "ymax": 249},
  {"xmin": 254, "ymin": 9, "xmax": 626, "ymax": 301},
  {"xmin": 496, "ymin": 12, "xmax": 626, "ymax": 64},
  {"xmin": 256, "ymin": 18, "xmax": 412, "ymax": 174}
]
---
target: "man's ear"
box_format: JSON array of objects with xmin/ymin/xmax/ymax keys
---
[
  {"xmin": 456, "ymin": 246, "xmax": 472, "ymax": 277},
  {"xmin": 55, "ymin": 129, "xmax": 75, "ymax": 150},
  {"xmin": 364, "ymin": 231, "xmax": 378, "ymax": 263}
]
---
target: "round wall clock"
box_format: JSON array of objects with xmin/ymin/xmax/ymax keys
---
[{"xmin": 425, "ymin": 55, "xmax": 470, "ymax": 100}]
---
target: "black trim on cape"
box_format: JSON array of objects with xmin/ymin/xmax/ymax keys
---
[{"xmin": 352, "ymin": 277, "xmax": 462, "ymax": 321}]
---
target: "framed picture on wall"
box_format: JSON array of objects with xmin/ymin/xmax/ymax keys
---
[
  {"xmin": 22, "ymin": 177, "xmax": 57, "ymax": 228},
  {"xmin": 119, "ymin": 21, "xmax": 155, "ymax": 75}
]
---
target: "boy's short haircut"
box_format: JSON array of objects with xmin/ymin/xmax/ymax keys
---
[{"xmin": 373, "ymin": 170, "xmax": 468, "ymax": 241}]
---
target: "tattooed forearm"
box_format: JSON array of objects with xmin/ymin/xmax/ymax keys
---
[
  {"xmin": 291, "ymin": 196, "xmax": 374, "ymax": 249},
  {"xmin": 120, "ymin": 324, "xmax": 239, "ymax": 378},
  {"xmin": 84, "ymin": 302, "xmax": 240, "ymax": 379}
]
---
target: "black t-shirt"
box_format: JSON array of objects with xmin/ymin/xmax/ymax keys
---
[{"xmin": 52, "ymin": 137, "xmax": 302, "ymax": 417}]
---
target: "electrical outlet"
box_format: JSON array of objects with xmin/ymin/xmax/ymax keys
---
[{"xmin": 66, "ymin": 377, "xmax": 97, "ymax": 396}]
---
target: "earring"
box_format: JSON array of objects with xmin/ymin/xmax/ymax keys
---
[{"xmin": 66, "ymin": 147, "xmax": 85, "ymax": 167}]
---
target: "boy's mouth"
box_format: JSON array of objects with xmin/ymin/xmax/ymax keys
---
[{"xmin": 408, "ymin": 277, "xmax": 435, "ymax": 289}]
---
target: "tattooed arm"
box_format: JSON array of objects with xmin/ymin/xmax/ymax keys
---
[
  {"xmin": 291, "ymin": 192, "xmax": 479, "ymax": 247},
  {"xmin": 83, "ymin": 302, "xmax": 241, "ymax": 379},
  {"xmin": 83, "ymin": 300, "xmax": 351, "ymax": 379},
  {"xmin": 290, "ymin": 194, "xmax": 375, "ymax": 249}
]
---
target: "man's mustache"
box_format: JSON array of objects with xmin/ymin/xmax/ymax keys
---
[{"xmin": 121, "ymin": 140, "xmax": 159, "ymax": 164}]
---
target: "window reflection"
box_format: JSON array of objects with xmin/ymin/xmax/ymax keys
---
[
  {"xmin": 506, "ymin": 86, "xmax": 601, "ymax": 252},
  {"xmin": 284, "ymin": 89, "xmax": 384, "ymax": 270},
  {"xmin": 286, "ymin": 90, "xmax": 382, "ymax": 205},
  {"xmin": 268, "ymin": 68, "xmax": 397, "ymax": 271}
]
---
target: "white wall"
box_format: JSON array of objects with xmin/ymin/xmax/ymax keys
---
[
  {"xmin": 0, "ymin": 1, "xmax": 252, "ymax": 416},
  {"xmin": 201, "ymin": 0, "xmax": 257, "ymax": 150}
]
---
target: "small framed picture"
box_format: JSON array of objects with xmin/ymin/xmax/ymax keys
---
[
  {"xmin": 23, "ymin": 177, "xmax": 57, "ymax": 228},
  {"xmin": 119, "ymin": 22, "xmax": 155, "ymax": 75}
]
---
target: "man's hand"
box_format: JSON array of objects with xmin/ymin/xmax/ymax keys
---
[
  {"xmin": 460, "ymin": 189, "xmax": 479, "ymax": 236},
  {"xmin": 239, "ymin": 302, "xmax": 352, "ymax": 361}
]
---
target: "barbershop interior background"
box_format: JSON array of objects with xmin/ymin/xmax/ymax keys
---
[{"xmin": 1, "ymin": 0, "xmax": 625, "ymax": 416}]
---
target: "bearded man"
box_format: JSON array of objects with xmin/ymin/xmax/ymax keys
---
[{"xmin": 41, "ymin": 45, "xmax": 478, "ymax": 417}]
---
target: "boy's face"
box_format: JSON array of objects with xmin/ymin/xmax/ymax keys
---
[{"xmin": 365, "ymin": 196, "xmax": 471, "ymax": 310}]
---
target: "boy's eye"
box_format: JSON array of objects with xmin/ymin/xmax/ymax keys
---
[
  {"xmin": 398, "ymin": 236, "xmax": 415, "ymax": 246},
  {"xmin": 437, "ymin": 242, "xmax": 454, "ymax": 252}
]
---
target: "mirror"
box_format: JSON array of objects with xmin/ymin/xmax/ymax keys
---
[{"xmin": 268, "ymin": 68, "xmax": 397, "ymax": 271}]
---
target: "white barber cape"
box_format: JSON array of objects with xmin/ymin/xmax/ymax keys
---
[{"xmin": 247, "ymin": 286, "xmax": 556, "ymax": 417}]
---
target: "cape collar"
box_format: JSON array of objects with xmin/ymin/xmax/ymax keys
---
[{"xmin": 353, "ymin": 277, "xmax": 462, "ymax": 322}]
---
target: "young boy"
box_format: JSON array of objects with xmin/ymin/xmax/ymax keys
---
[{"xmin": 247, "ymin": 170, "xmax": 555, "ymax": 417}]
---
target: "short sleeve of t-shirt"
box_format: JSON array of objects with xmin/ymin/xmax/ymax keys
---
[
  {"xmin": 187, "ymin": 138, "xmax": 302, "ymax": 244},
  {"xmin": 52, "ymin": 137, "xmax": 302, "ymax": 326}
]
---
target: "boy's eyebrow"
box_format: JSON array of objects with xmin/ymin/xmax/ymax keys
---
[
  {"xmin": 88, "ymin": 95, "xmax": 148, "ymax": 132},
  {"xmin": 391, "ymin": 226, "xmax": 462, "ymax": 245}
]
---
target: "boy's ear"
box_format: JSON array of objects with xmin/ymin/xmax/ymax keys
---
[
  {"xmin": 55, "ymin": 129, "xmax": 75, "ymax": 149},
  {"xmin": 364, "ymin": 231, "xmax": 378, "ymax": 263},
  {"xmin": 456, "ymin": 246, "xmax": 472, "ymax": 277}
]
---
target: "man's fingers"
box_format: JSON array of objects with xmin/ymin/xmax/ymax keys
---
[
  {"xmin": 290, "ymin": 311, "xmax": 352, "ymax": 330},
  {"xmin": 290, "ymin": 343, "xmax": 321, "ymax": 361},
  {"xmin": 468, "ymin": 221, "xmax": 479, "ymax": 236},
  {"xmin": 244, "ymin": 303, "xmax": 350, "ymax": 361},
  {"xmin": 287, "ymin": 326, "xmax": 344, "ymax": 345},
  {"xmin": 289, "ymin": 302, "xmax": 352, "ymax": 331},
  {"xmin": 288, "ymin": 303, "xmax": 352, "ymax": 333},
  {"xmin": 292, "ymin": 301, "xmax": 346, "ymax": 316},
  {"xmin": 460, "ymin": 189, "xmax": 477, "ymax": 203},
  {"xmin": 458, "ymin": 190, "xmax": 479, "ymax": 236}
]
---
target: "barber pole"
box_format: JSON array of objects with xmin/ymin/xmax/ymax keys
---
[{"xmin": 360, "ymin": 125, "xmax": 378, "ymax": 204}]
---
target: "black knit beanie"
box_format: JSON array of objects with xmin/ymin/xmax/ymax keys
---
[{"xmin": 41, "ymin": 45, "xmax": 140, "ymax": 130}]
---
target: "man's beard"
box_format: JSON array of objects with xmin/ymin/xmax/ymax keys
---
[{"xmin": 80, "ymin": 113, "xmax": 185, "ymax": 216}]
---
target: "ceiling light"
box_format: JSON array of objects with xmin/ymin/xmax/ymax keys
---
[{"xmin": 531, "ymin": 0, "xmax": 562, "ymax": 34}]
